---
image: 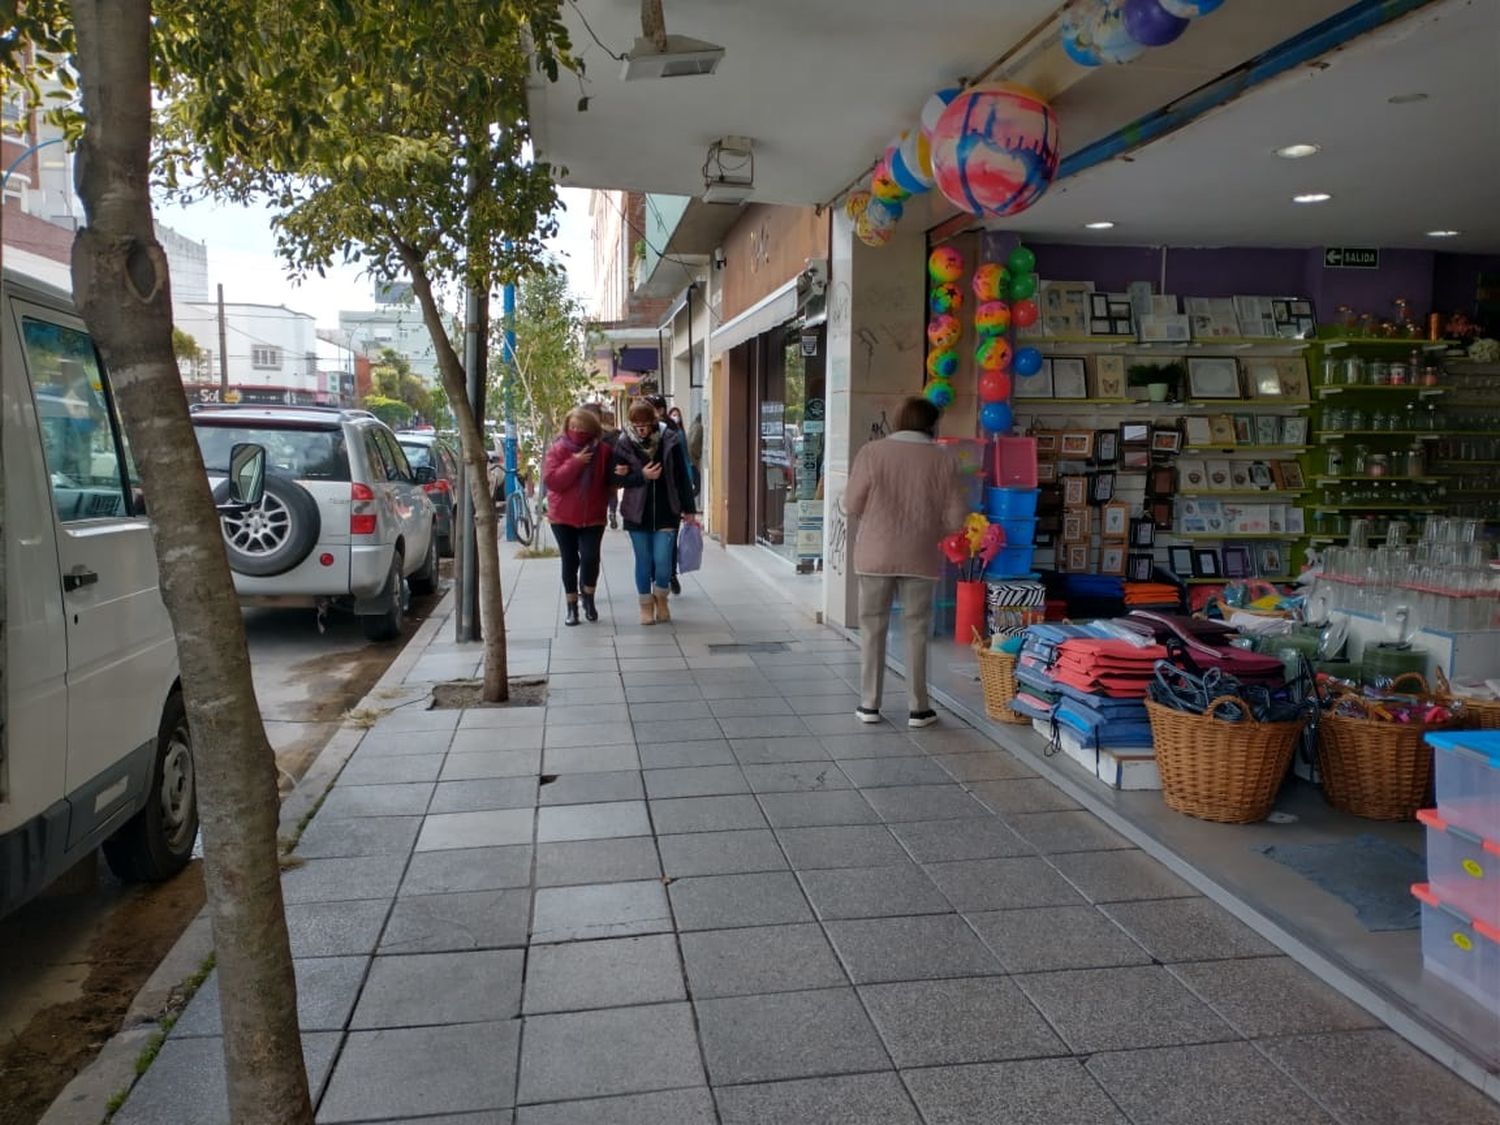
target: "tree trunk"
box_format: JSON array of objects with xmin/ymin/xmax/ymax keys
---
[
  {"xmin": 67, "ymin": 4, "xmax": 312, "ymax": 1122},
  {"xmin": 402, "ymin": 252, "xmax": 509, "ymax": 701}
]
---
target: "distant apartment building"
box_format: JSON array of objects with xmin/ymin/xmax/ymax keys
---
[
  {"xmin": 175, "ymin": 301, "xmax": 321, "ymax": 406},
  {"xmin": 339, "ymin": 282, "xmax": 441, "ymax": 383}
]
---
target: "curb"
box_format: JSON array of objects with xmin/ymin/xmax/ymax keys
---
[{"xmin": 41, "ymin": 590, "xmax": 455, "ymax": 1125}]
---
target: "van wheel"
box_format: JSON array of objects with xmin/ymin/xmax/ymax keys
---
[
  {"xmin": 361, "ymin": 551, "xmax": 404, "ymax": 641},
  {"xmin": 103, "ymin": 693, "xmax": 197, "ymax": 883},
  {"xmin": 409, "ymin": 532, "xmax": 439, "ymax": 596}
]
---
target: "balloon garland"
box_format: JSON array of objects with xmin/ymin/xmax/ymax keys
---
[{"xmin": 1062, "ymin": 0, "xmax": 1226, "ymax": 67}]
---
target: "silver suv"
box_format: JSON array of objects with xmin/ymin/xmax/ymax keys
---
[{"xmin": 191, "ymin": 405, "xmax": 438, "ymax": 640}]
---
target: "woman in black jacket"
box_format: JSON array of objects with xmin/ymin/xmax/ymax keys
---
[{"xmin": 615, "ymin": 399, "xmax": 697, "ymax": 625}]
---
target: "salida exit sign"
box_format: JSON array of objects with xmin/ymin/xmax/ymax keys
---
[{"xmin": 1324, "ymin": 246, "xmax": 1380, "ymax": 270}]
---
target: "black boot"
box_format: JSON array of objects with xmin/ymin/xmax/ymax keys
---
[
  {"xmin": 564, "ymin": 598, "xmax": 580, "ymax": 627},
  {"xmin": 581, "ymin": 589, "xmax": 599, "ymax": 622}
]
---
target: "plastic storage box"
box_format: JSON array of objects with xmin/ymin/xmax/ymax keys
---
[
  {"xmin": 986, "ymin": 487, "xmax": 1039, "ymax": 520},
  {"xmin": 996, "ymin": 517, "xmax": 1037, "ymax": 548},
  {"xmin": 1428, "ymin": 731, "xmax": 1500, "ymax": 838},
  {"xmin": 984, "ymin": 546, "xmax": 1037, "ymax": 579},
  {"xmin": 937, "ymin": 437, "xmax": 989, "ymax": 477},
  {"xmin": 991, "ymin": 437, "xmax": 1038, "ymax": 488},
  {"xmin": 1412, "ymin": 883, "xmax": 1500, "ymax": 1013},
  {"xmin": 1417, "ymin": 809, "xmax": 1500, "ymax": 929}
]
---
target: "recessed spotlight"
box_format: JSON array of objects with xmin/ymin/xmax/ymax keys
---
[
  {"xmin": 1388, "ymin": 92, "xmax": 1428, "ymax": 104},
  {"xmin": 1275, "ymin": 143, "xmax": 1320, "ymax": 159},
  {"xmin": 1084, "ymin": 221, "xmax": 1116, "ymax": 230},
  {"xmin": 1293, "ymin": 192, "xmax": 1332, "ymax": 204},
  {"xmin": 1426, "ymin": 229, "xmax": 1461, "ymax": 238}
]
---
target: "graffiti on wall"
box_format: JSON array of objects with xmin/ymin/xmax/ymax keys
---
[{"xmin": 827, "ymin": 497, "xmax": 849, "ymax": 578}]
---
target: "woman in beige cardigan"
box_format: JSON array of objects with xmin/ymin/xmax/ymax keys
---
[{"xmin": 843, "ymin": 397, "xmax": 969, "ymax": 728}]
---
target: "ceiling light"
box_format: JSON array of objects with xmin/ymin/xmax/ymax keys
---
[
  {"xmin": 1388, "ymin": 92, "xmax": 1428, "ymax": 104},
  {"xmin": 1426, "ymin": 229, "xmax": 1461, "ymax": 238},
  {"xmin": 1084, "ymin": 221, "xmax": 1115, "ymax": 230},
  {"xmin": 1293, "ymin": 193, "xmax": 1332, "ymax": 204},
  {"xmin": 1274, "ymin": 143, "xmax": 1320, "ymax": 159}
]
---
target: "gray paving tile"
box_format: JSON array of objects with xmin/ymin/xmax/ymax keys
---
[
  {"xmin": 863, "ymin": 785, "xmax": 991, "ymax": 824},
  {"xmin": 281, "ymin": 856, "xmax": 404, "ymax": 904},
  {"xmin": 679, "ymin": 923, "xmax": 847, "ymax": 999},
  {"xmin": 339, "ymin": 753, "xmax": 446, "ymax": 786},
  {"xmin": 785, "ymin": 694, "xmax": 867, "ymax": 716},
  {"xmin": 375, "ymin": 708, "xmax": 462, "ymax": 734},
  {"xmin": 739, "ymin": 761, "xmax": 851, "ymax": 796},
  {"xmin": 449, "ymin": 726, "xmax": 544, "ymax": 754},
  {"xmin": 651, "ymin": 794, "xmax": 767, "ymax": 834},
  {"xmin": 430, "ymin": 777, "xmax": 540, "ymax": 813},
  {"xmin": 901, "ymin": 1058, "xmax": 1127, "ymax": 1125},
  {"xmin": 699, "ymin": 680, "xmax": 789, "ymax": 700},
  {"xmin": 515, "ymin": 1088, "xmax": 716, "ymax": 1125},
  {"xmin": 112, "ymin": 1032, "xmax": 339, "ymax": 1125},
  {"xmin": 523, "ymin": 933, "xmax": 685, "ymax": 1014},
  {"xmin": 800, "ymin": 863, "xmax": 952, "ymax": 920},
  {"xmin": 440, "ymin": 749, "xmax": 542, "ymax": 781},
  {"xmin": 543, "ymin": 744, "xmax": 642, "ymax": 774},
  {"xmin": 902, "ymin": 728, "xmax": 997, "ymax": 755},
  {"xmin": 800, "ymin": 711, "xmax": 900, "ymax": 736},
  {"xmin": 837, "ymin": 756, "xmax": 952, "ymax": 789},
  {"xmin": 379, "ymin": 888, "xmax": 530, "ymax": 953},
  {"xmin": 544, "ymin": 703, "xmax": 631, "ymax": 726},
  {"xmin": 658, "ymin": 829, "xmax": 788, "ymax": 876},
  {"xmin": 669, "ymin": 870, "xmax": 813, "ymax": 931},
  {"xmin": 1169, "ymin": 957, "xmax": 1383, "ymax": 1039},
  {"xmin": 355, "ymin": 729, "xmax": 455, "ymax": 758},
  {"xmin": 644, "ymin": 764, "xmax": 749, "ymax": 799},
  {"xmin": 1048, "ymin": 849, "xmax": 1197, "ymax": 904},
  {"xmin": 318, "ymin": 1021, "xmax": 518, "ymax": 1122},
  {"xmin": 537, "ymin": 770, "xmax": 644, "ymax": 805},
  {"xmin": 536, "ymin": 800, "xmax": 652, "ymax": 843},
  {"xmin": 730, "ymin": 736, "xmax": 833, "ymax": 765},
  {"xmin": 860, "ymin": 977, "xmax": 1066, "ymax": 1067},
  {"xmin": 639, "ymin": 739, "xmax": 737, "ymax": 768},
  {"xmin": 1004, "ymin": 811, "xmax": 1132, "ymax": 854},
  {"xmin": 319, "ymin": 783, "xmax": 434, "ymax": 819},
  {"xmin": 1101, "ymin": 898, "xmax": 1279, "ymax": 963},
  {"xmin": 619, "ymin": 655, "xmax": 689, "ymax": 671},
  {"xmin": 888, "ymin": 818, "xmax": 1033, "ymax": 863},
  {"xmin": 531, "ymin": 880, "xmax": 673, "ymax": 943},
  {"xmin": 518, "ymin": 1002, "xmax": 704, "ymax": 1104},
  {"xmin": 776, "ymin": 824, "xmax": 907, "ymax": 871},
  {"xmin": 932, "ymin": 752, "xmax": 1038, "ymax": 782},
  {"xmin": 415, "ymin": 808, "xmax": 534, "ymax": 852},
  {"xmin": 626, "ymin": 683, "xmax": 707, "ymax": 703},
  {"xmin": 924, "ymin": 857, "xmax": 1088, "ymax": 912},
  {"xmin": 715, "ymin": 1072, "xmax": 919, "ymax": 1125},
  {"xmin": 628, "ymin": 699, "xmax": 713, "ymax": 722},
  {"xmin": 459, "ymin": 705, "xmax": 547, "ymax": 729},
  {"xmin": 352, "ymin": 949, "xmax": 523, "ymax": 1028},
  {"xmin": 824, "ymin": 915, "xmax": 1004, "ymax": 984},
  {"xmin": 1014, "ymin": 965, "xmax": 1236, "ymax": 1053},
  {"xmin": 284, "ymin": 899, "xmax": 390, "ymax": 958},
  {"xmin": 1087, "ymin": 1041, "xmax": 1337, "ymax": 1125},
  {"xmin": 633, "ymin": 718, "xmax": 722, "ymax": 744},
  {"xmin": 295, "ymin": 815, "xmax": 421, "ymax": 859},
  {"xmin": 175, "ymin": 956, "xmax": 367, "ymax": 1036},
  {"xmin": 708, "ymin": 696, "xmax": 793, "ymax": 718},
  {"xmin": 400, "ymin": 846, "xmax": 533, "ymax": 897},
  {"xmin": 715, "ymin": 715, "xmax": 811, "ymax": 740},
  {"xmin": 968, "ymin": 778, "xmax": 1081, "ymax": 815},
  {"xmin": 695, "ymin": 987, "xmax": 890, "ymax": 1085},
  {"xmin": 821, "ymin": 733, "xmax": 922, "ymax": 760},
  {"xmin": 543, "ymin": 723, "xmax": 636, "ymax": 750},
  {"xmin": 534, "ymin": 837, "xmax": 661, "ymax": 887},
  {"xmin": 758, "ymin": 790, "xmax": 879, "ymax": 828},
  {"xmin": 966, "ymin": 905, "xmax": 1152, "ymax": 973}
]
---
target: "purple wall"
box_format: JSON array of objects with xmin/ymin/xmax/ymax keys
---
[{"xmin": 1432, "ymin": 253, "xmax": 1500, "ymax": 321}]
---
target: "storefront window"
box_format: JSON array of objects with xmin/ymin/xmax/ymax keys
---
[{"xmin": 756, "ymin": 326, "xmax": 824, "ymax": 566}]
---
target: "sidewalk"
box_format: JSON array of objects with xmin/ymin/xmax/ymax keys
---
[{"xmin": 112, "ymin": 530, "xmax": 1495, "ymax": 1124}]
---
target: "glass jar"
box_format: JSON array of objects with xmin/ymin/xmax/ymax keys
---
[
  {"xmin": 1367, "ymin": 453, "xmax": 1390, "ymax": 478},
  {"xmin": 1389, "ymin": 362, "xmax": 1409, "ymax": 386},
  {"xmin": 1344, "ymin": 357, "xmax": 1366, "ymax": 385},
  {"xmin": 1352, "ymin": 444, "xmax": 1369, "ymax": 474},
  {"xmin": 1322, "ymin": 357, "xmax": 1340, "ymax": 385},
  {"xmin": 1347, "ymin": 408, "xmax": 1367, "ymax": 431},
  {"xmin": 1325, "ymin": 406, "xmax": 1347, "ymax": 431},
  {"xmin": 1326, "ymin": 446, "xmax": 1344, "ymax": 476},
  {"xmin": 1422, "ymin": 365, "xmax": 1440, "ymax": 387},
  {"xmin": 1369, "ymin": 360, "xmax": 1391, "ymax": 386},
  {"xmin": 1405, "ymin": 444, "xmax": 1425, "ymax": 477}
]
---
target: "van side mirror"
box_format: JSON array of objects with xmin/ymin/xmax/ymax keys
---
[
  {"xmin": 413, "ymin": 465, "xmax": 438, "ymax": 485},
  {"xmin": 225, "ymin": 443, "xmax": 267, "ymax": 508}
]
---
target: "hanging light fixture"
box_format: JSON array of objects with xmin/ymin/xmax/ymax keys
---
[{"xmin": 702, "ymin": 136, "xmax": 754, "ymax": 204}]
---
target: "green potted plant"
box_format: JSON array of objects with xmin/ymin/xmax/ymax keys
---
[{"xmin": 1128, "ymin": 361, "xmax": 1185, "ymax": 402}]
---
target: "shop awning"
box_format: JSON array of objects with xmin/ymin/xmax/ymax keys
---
[
  {"xmin": 610, "ymin": 372, "xmax": 644, "ymax": 387},
  {"xmin": 710, "ymin": 278, "xmax": 798, "ymax": 354}
]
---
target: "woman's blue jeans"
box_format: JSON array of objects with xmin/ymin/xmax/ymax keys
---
[{"xmin": 629, "ymin": 529, "xmax": 677, "ymax": 595}]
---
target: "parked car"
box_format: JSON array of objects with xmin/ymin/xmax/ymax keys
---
[
  {"xmin": 0, "ymin": 271, "xmax": 264, "ymax": 914},
  {"xmin": 190, "ymin": 405, "xmax": 438, "ymax": 641},
  {"xmin": 397, "ymin": 430, "xmax": 459, "ymax": 557}
]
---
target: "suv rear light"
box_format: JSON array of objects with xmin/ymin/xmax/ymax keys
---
[
  {"xmin": 350, "ymin": 482, "xmax": 377, "ymax": 535},
  {"xmin": 423, "ymin": 478, "xmax": 451, "ymax": 496}
]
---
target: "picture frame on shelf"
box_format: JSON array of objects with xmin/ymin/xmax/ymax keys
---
[
  {"xmin": 1268, "ymin": 506, "xmax": 1286, "ymax": 534},
  {"xmin": 1242, "ymin": 358, "xmax": 1283, "ymax": 399},
  {"xmin": 1102, "ymin": 502, "xmax": 1130, "ymax": 538},
  {"xmin": 1062, "ymin": 509, "xmax": 1090, "ymax": 542},
  {"xmin": 1280, "ymin": 417, "xmax": 1309, "ymax": 445},
  {"xmin": 1150, "ymin": 427, "xmax": 1183, "ymax": 454},
  {"xmin": 1183, "ymin": 416, "xmax": 1212, "ymax": 447},
  {"xmin": 1222, "ymin": 544, "xmax": 1252, "ymax": 579},
  {"xmin": 1230, "ymin": 503, "xmax": 1270, "ymax": 534},
  {"xmin": 1060, "ymin": 431, "xmax": 1095, "ymax": 459},
  {"xmin": 1249, "ymin": 461, "xmax": 1276, "ymax": 489},
  {"xmin": 1128, "ymin": 553, "xmax": 1155, "ymax": 582},
  {"xmin": 1151, "ymin": 500, "xmax": 1174, "ymax": 530},
  {"xmin": 1088, "ymin": 292, "xmax": 1113, "ymax": 336},
  {"xmin": 1100, "ymin": 544, "xmax": 1127, "ymax": 576},
  {"xmin": 1149, "ymin": 465, "xmax": 1176, "ymax": 496},
  {"xmin": 1185, "ymin": 296, "xmax": 1242, "ymax": 339},
  {"xmin": 1192, "ymin": 548, "xmax": 1222, "ymax": 578},
  {"xmin": 1036, "ymin": 461, "xmax": 1058, "ymax": 483},
  {"xmin": 1120, "ymin": 422, "xmax": 1152, "ymax": 447},
  {"xmin": 1273, "ymin": 296, "xmax": 1317, "ymax": 339},
  {"xmin": 1233, "ymin": 414, "xmax": 1255, "ymax": 444},
  {"xmin": 1034, "ymin": 432, "xmax": 1059, "ymax": 456},
  {"xmin": 1254, "ymin": 415, "xmax": 1282, "ymax": 447},
  {"xmin": 1094, "ymin": 429, "xmax": 1119, "ymax": 464},
  {"xmin": 1176, "ymin": 459, "xmax": 1207, "ymax": 490},
  {"xmin": 1015, "ymin": 359, "xmax": 1054, "ymax": 399},
  {"xmin": 1205, "ymin": 459, "xmax": 1233, "ymax": 491},
  {"xmin": 1108, "ymin": 297, "xmax": 1135, "ymax": 337},
  {"xmin": 1197, "ymin": 499, "xmax": 1227, "ymax": 534},
  {"xmin": 1286, "ymin": 508, "xmax": 1306, "ymax": 534},
  {"xmin": 1233, "ymin": 295, "xmax": 1277, "ymax": 338},
  {"xmin": 1052, "ymin": 357, "xmax": 1089, "ymax": 399},
  {"xmin": 1187, "ymin": 356, "xmax": 1242, "ymax": 400},
  {"xmin": 1138, "ymin": 313, "xmax": 1192, "ymax": 343},
  {"xmin": 1274, "ymin": 356, "xmax": 1311, "ymax": 400},
  {"xmin": 1091, "ymin": 472, "xmax": 1117, "ymax": 505},
  {"xmin": 1169, "ymin": 545, "xmax": 1194, "ymax": 575},
  {"xmin": 1066, "ymin": 543, "xmax": 1091, "ymax": 572},
  {"xmin": 1090, "ymin": 354, "xmax": 1127, "ymax": 399},
  {"xmin": 1062, "ymin": 476, "xmax": 1088, "ymax": 508},
  {"xmin": 1123, "ymin": 448, "xmax": 1151, "ymax": 470},
  {"xmin": 1040, "ymin": 281, "xmax": 1094, "ymax": 337},
  {"xmin": 1229, "ymin": 463, "xmax": 1253, "ymax": 490},
  {"xmin": 1259, "ymin": 545, "xmax": 1286, "ymax": 577},
  {"xmin": 1208, "ymin": 415, "xmax": 1237, "ymax": 446},
  {"xmin": 1131, "ymin": 519, "xmax": 1156, "ymax": 548}
]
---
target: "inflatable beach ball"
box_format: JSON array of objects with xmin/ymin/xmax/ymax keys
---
[
  {"xmin": 930, "ymin": 84, "xmax": 1061, "ymax": 218},
  {"xmin": 844, "ymin": 190, "xmax": 872, "ymax": 223},
  {"xmin": 927, "ymin": 314, "xmax": 962, "ymax": 351},
  {"xmin": 972, "ymin": 262, "xmax": 1008, "ymax": 302},
  {"xmin": 930, "ymin": 282, "xmax": 964, "ymax": 316},
  {"xmin": 920, "ymin": 86, "xmax": 963, "ymax": 142},
  {"xmin": 1063, "ymin": 0, "xmax": 1147, "ymax": 67},
  {"xmin": 926, "ymin": 348, "xmax": 960, "ymax": 381},
  {"xmin": 1124, "ymin": 0, "xmax": 1189, "ymax": 47},
  {"xmin": 888, "ymin": 132, "xmax": 933, "ymax": 195},
  {"xmin": 975, "ymin": 336, "xmax": 1013, "ymax": 372},
  {"xmin": 1160, "ymin": 0, "xmax": 1224, "ymax": 16},
  {"xmin": 975, "ymin": 300, "xmax": 1012, "ymax": 337},
  {"xmin": 927, "ymin": 245, "xmax": 965, "ymax": 284},
  {"xmin": 923, "ymin": 378, "xmax": 956, "ymax": 410},
  {"xmin": 857, "ymin": 199, "xmax": 900, "ymax": 247},
  {"xmin": 980, "ymin": 400, "xmax": 1014, "ymax": 435}
]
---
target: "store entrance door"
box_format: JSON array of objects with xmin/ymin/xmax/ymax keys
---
[{"xmin": 755, "ymin": 325, "xmax": 825, "ymax": 566}]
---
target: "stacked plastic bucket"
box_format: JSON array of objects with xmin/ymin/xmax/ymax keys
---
[{"xmin": 985, "ymin": 436, "xmax": 1038, "ymax": 579}]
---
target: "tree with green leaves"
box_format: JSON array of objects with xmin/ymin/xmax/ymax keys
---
[
  {"xmin": 366, "ymin": 346, "xmax": 433, "ymax": 424},
  {"xmin": 171, "ymin": 324, "xmax": 208, "ymax": 380}
]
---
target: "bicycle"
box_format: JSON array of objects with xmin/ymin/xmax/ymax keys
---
[{"xmin": 506, "ymin": 472, "xmax": 535, "ymax": 547}]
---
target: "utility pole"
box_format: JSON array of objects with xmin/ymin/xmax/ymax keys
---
[
  {"xmin": 456, "ymin": 168, "xmax": 488, "ymax": 641},
  {"xmin": 216, "ymin": 283, "xmax": 230, "ymax": 396},
  {"xmin": 502, "ymin": 279, "xmax": 519, "ymax": 542}
]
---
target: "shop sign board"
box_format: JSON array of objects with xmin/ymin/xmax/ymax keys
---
[
  {"xmin": 797, "ymin": 509, "xmax": 824, "ymax": 561},
  {"xmin": 1323, "ymin": 247, "xmax": 1380, "ymax": 270},
  {"xmin": 801, "ymin": 333, "xmax": 819, "ymax": 357}
]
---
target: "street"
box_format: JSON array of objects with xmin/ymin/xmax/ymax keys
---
[{"xmin": 0, "ymin": 584, "xmax": 445, "ymax": 1125}]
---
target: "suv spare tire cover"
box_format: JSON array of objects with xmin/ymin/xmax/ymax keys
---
[{"xmin": 212, "ymin": 472, "xmax": 322, "ymax": 578}]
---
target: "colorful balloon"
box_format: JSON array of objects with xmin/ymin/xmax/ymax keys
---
[
  {"xmin": 924, "ymin": 379, "xmax": 956, "ymax": 409},
  {"xmin": 1007, "ymin": 272, "xmax": 1038, "ymax": 301},
  {"xmin": 920, "ymin": 86, "xmax": 963, "ymax": 141},
  {"xmin": 975, "ymin": 300, "xmax": 1012, "ymax": 337},
  {"xmin": 929, "ymin": 83, "xmax": 1061, "ymax": 218},
  {"xmin": 1012, "ymin": 297, "xmax": 1040, "ymax": 328},
  {"xmin": 926, "ymin": 348, "xmax": 959, "ymax": 380},
  {"xmin": 888, "ymin": 132, "xmax": 932, "ymax": 195},
  {"xmin": 898, "ymin": 128, "xmax": 935, "ymax": 189},
  {"xmin": 1124, "ymin": 0, "xmax": 1189, "ymax": 46},
  {"xmin": 1160, "ymin": 0, "xmax": 1224, "ymax": 15},
  {"xmin": 1061, "ymin": 0, "xmax": 1103, "ymax": 67},
  {"xmin": 978, "ymin": 369, "xmax": 1013, "ymax": 403},
  {"xmin": 1013, "ymin": 346, "xmax": 1044, "ymax": 377},
  {"xmin": 975, "ymin": 336, "xmax": 1013, "ymax": 372},
  {"xmin": 927, "ymin": 245, "xmax": 965, "ymax": 284},
  {"xmin": 871, "ymin": 158, "xmax": 911, "ymax": 203},
  {"xmin": 1007, "ymin": 245, "xmax": 1036, "ymax": 275},
  {"xmin": 856, "ymin": 209, "xmax": 895, "ymax": 247},
  {"xmin": 927, "ymin": 314, "xmax": 962, "ymax": 350},
  {"xmin": 930, "ymin": 282, "xmax": 964, "ymax": 316},
  {"xmin": 865, "ymin": 196, "xmax": 902, "ymax": 227},
  {"xmin": 844, "ymin": 190, "xmax": 871, "ymax": 222},
  {"xmin": 972, "ymin": 262, "xmax": 1008, "ymax": 301},
  {"xmin": 1091, "ymin": 0, "xmax": 1149, "ymax": 63},
  {"xmin": 980, "ymin": 400, "xmax": 1014, "ymax": 435}
]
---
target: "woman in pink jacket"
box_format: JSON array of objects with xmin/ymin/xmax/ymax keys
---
[
  {"xmin": 542, "ymin": 408, "xmax": 626, "ymax": 626},
  {"xmin": 844, "ymin": 397, "xmax": 968, "ymax": 728}
]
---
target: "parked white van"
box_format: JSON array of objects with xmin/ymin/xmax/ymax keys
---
[{"xmin": 1, "ymin": 271, "xmax": 214, "ymax": 916}]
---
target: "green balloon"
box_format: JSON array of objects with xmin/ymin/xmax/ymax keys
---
[
  {"xmin": 1007, "ymin": 245, "xmax": 1036, "ymax": 275},
  {"xmin": 1007, "ymin": 272, "xmax": 1037, "ymax": 300}
]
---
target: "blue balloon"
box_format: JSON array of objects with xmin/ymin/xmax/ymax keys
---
[
  {"xmin": 1125, "ymin": 0, "xmax": 1189, "ymax": 47},
  {"xmin": 1160, "ymin": 0, "xmax": 1223, "ymax": 15},
  {"xmin": 1013, "ymin": 346, "xmax": 1043, "ymax": 377},
  {"xmin": 980, "ymin": 400, "xmax": 1013, "ymax": 435}
]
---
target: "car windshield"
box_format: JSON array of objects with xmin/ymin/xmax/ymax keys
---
[
  {"xmin": 195, "ymin": 424, "xmax": 350, "ymax": 481},
  {"xmin": 399, "ymin": 441, "xmax": 435, "ymax": 469}
]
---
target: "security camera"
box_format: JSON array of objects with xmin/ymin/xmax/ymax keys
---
[{"xmin": 712, "ymin": 247, "xmax": 726, "ymax": 270}]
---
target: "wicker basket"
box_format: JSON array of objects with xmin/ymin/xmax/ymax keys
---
[
  {"xmin": 974, "ymin": 640, "xmax": 1030, "ymax": 725},
  {"xmin": 1144, "ymin": 696, "xmax": 1304, "ymax": 824},
  {"xmin": 1435, "ymin": 668, "xmax": 1500, "ymax": 730},
  {"xmin": 1317, "ymin": 674, "xmax": 1464, "ymax": 820}
]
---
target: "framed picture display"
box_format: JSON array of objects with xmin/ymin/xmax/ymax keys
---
[
  {"xmin": 1040, "ymin": 281, "xmax": 1094, "ymax": 337},
  {"xmin": 1138, "ymin": 314, "xmax": 1191, "ymax": 342},
  {"xmin": 1185, "ymin": 296, "xmax": 1242, "ymax": 339},
  {"xmin": 1249, "ymin": 461, "xmax": 1276, "ymax": 489},
  {"xmin": 1100, "ymin": 544, "xmax": 1127, "ymax": 576},
  {"xmin": 1242, "ymin": 359, "xmax": 1283, "ymax": 399},
  {"xmin": 1120, "ymin": 421, "xmax": 1151, "ymax": 447},
  {"xmin": 1205, "ymin": 459, "xmax": 1233, "ymax": 491},
  {"xmin": 1272, "ymin": 461, "xmax": 1305, "ymax": 490},
  {"xmin": 1105, "ymin": 296, "xmax": 1135, "ymax": 337},
  {"xmin": 1091, "ymin": 471, "xmax": 1116, "ymax": 505},
  {"xmin": 1233, "ymin": 414, "xmax": 1255, "ymax": 444},
  {"xmin": 1094, "ymin": 429, "xmax": 1119, "ymax": 464},
  {"xmin": 1169, "ymin": 545, "xmax": 1194, "ymax": 575},
  {"xmin": 1254, "ymin": 415, "xmax": 1282, "ymax": 446},
  {"xmin": 1128, "ymin": 553, "xmax": 1155, "ymax": 582},
  {"xmin": 1150, "ymin": 427, "xmax": 1183, "ymax": 454},
  {"xmin": 1066, "ymin": 543, "xmax": 1091, "ymax": 572},
  {"xmin": 1192, "ymin": 548, "xmax": 1223, "ymax": 579},
  {"xmin": 1060, "ymin": 431, "xmax": 1095, "ymax": 459},
  {"xmin": 1183, "ymin": 416, "xmax": 1212, "ymax": 447},
  {"xmin": 1090, "ymin": 354, "xmax": 1127, "ymax": 399},
  {"xmin": 1151, "ymin": 500, "xmax": 1174, "ymax": 530},
  {"xmin": 1062, "ymin": 510, "xmax": 1090, "ymax": 542},
  {"xmin": 1222, "ymin": 544, "xmax": 1252, "ymax": 579},
  {"xmin": 1088, "ymin": 292, "xmax": 1112, "ymax": 336},
  {"xmin": 1187, "ymin": 356, "xmax": 1242, "ymax": 400},
  {"xmin": 1037, "ymin": 461, "xmax": 1058, "ymax": 484},
  {"xmin": 1233, "ymin": 295, "xmax": 1277, "ymax": 338},
  {"xmin": 1272, "ymin": 297, "xmax": 1317, "ymax": 339},
  {"xmin": 1102, "ymin": 502, "xmax": 1130, "ymax": 538},
  {"xmin": 1208, "ymin": 415, "xmax": 1237, "ymax": 447},
  {"xmin": 1280, "ymin": 417, "xmax": 1309, "ymax": 446},
  {"xmin": 1176, "ymin": 459, "xmax": 1207, "ymax": 490},
  {"xmin": 1286, "ymin": 508, "xmax": 1306, "ymax": 534},
  {"xmin": 1229, "ymin": 462, "xmax": 1253, "ymax": 490},
  {"xmin": 1268, "ymin": 506, "xmax": 1286, "ymax": 534},
  {"xmin": 1015, "ymin": 359, "xmax": 1055, "ymax": 399},
  {"xmin": 1123, "ymin": 448, "xmax": 1151, "ymax": 470},
  {"xmin": 1052, "ymin": 357, "xmax": 1089, "ymax": 399},
  {"xmin": 1062, "ymin": 476, "xmax": 1088, "ymax": 508},
  {"xmin": 1274, "ymin": 356, "xmax": 1310, "ymax": 401},
  {"xmin": 1259, "ymin": 544, "xmax": 1286, "ymax": 577},
  {"xmin": 1034, "ymin": 432, "xmax": 1059, "ymax": 456},
  {"xmin": 1149, "ymin": 465, "xmax": 1176, "ymax": 496},
  {"xmin": 1131, "ymin": 519, "xmax": 1156, "ymax": 548}
]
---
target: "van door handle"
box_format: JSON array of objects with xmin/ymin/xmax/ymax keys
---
[{"xmin": 63, "ymin": 566, "xmax": 99, "ymax": 592}]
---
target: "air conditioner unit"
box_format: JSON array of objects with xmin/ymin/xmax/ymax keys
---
[{"xmin": 621, "ymin": 35, "xmax": 724, "ymax": 81}]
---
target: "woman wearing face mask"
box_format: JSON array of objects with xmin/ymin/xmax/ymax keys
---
[
  {"xmin": 542, "ymin": 408, "xmax": 625, "ymax": 626},
  {"xmin": 615, "ymin": 399, "xmax": 698, "ymax": 624}
]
